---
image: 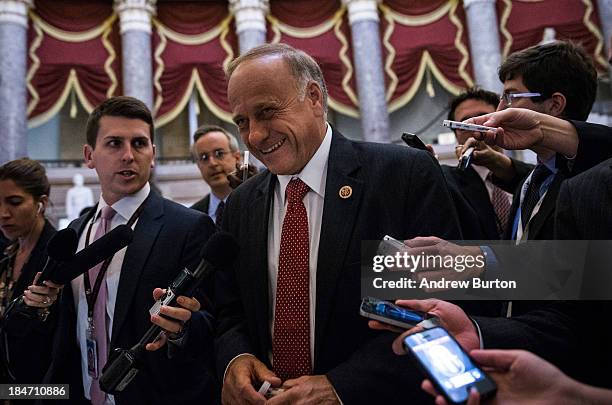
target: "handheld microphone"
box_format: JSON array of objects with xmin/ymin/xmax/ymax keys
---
[
  {"xmin": 100, "ymin": 231, "xmax": 239, "ymax": 394},
  {"xmin": 49, "ymin": 224, "xmax": 134, "ymax": 285},
  {"xmin": 36, "ymin": 228, "xmax": 79, "ymax": 285},
  {"xmin": 457, "ymin": 146, "xmax": 475, "ymax": 172}
]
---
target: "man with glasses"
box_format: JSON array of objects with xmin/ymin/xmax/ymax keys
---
[{"xmin": 191, "ymin": 125, "xmax": 242, "ymax": 225}]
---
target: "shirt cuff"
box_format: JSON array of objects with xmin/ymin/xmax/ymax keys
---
[
  {"xmin": 480, "ymin": 245, "xmax": 500, "ymax": 280},
  {"xmin": 469, "ymin": 317, "xmax": 484, "ymax": 349},
  {"xmin": 223, "ymin": 353, "xmax": 257, "ymax": 383}
]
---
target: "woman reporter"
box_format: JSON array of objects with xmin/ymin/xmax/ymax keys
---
[{"xmin": 0, "ymin": 158, "xmax": 61, "ymax": 387}]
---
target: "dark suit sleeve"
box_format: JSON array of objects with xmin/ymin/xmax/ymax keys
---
[
  {"xmin": 569, "ymin": 120, "xmax": 612, "ymax": 175},
  {"xmin": 554, "ymin": 180, "xmax": 580, "ymax": 240}
]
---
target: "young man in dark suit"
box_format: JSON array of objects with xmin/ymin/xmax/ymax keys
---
[
  {"xmin": 44, "ymin": 97, "xmax": 218, "ymax": 404},
  {"xmin": 442, "ymin": 88, "xmax": 531, "ymax": 240},
  {"xmin": 215, "ymin": 43, "xmax": 462, "ymax": 404}
]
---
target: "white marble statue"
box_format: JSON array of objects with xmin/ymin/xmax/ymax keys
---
[{"xmin": 65, "ymin": 173, "xmax": 94, "ymax": 221}]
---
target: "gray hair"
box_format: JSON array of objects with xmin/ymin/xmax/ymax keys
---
[
  {"xmin": 191, "ymin": 124, "xmax": 240, "ymax": 158},
  {"xmin": 226, "ymin": 43, "xmax": 328, "ymax": 112}
]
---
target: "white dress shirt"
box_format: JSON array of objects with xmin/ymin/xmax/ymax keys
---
[
  {"xmin": 267, "ymin": 124, "xmax": 332, "ymax": 366},
  {"xmin": 71, "ymin": 183, "xmax": 150, "ymax": 403}
]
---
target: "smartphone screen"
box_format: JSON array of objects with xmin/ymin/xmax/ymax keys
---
[
  {"xmin": 360, "ymin": 297, "xmax": 431, "ymax": 329},
  {"xmin": 404, "ymin": 327, "xmax": 496, "ymax": 404}
]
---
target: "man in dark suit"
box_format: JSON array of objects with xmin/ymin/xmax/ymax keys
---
[
  {"xmin": 215, "ymin": 43, "xmax": 462, "ymax": 404},
  {"xmin": 441, "ymin": 88, "xmax": 529, "ymax": 240},
  {"xmin": 45, "ymin": 97, "xmax": 218, "ymax": 404},
  {"xmin": 190, "ymin": 125, "xmax": 242, "ymax": 225}
]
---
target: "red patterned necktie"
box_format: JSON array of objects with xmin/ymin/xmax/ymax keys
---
[
  {"xmin": 89, "ymin": 206, "xmax": 116, "ymax": 405},
  {"xmin": 487, "ymin": 173, "xmax": 511, "ymax": 238},
  {"xmin": 273, "ymin": 178, "xmax": 312, "ymax": 381}
]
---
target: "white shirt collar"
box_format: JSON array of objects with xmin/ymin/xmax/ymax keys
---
[
  {"xmin": 277, "ymin": 123, "xmax": 332, "ymax": 205},
  {"xmin": 95, "ymin": 182, "xmax": 151, "ymax": 222},
  {"xmin": 471, "ymin": 164, "xmax": 491, "ymax": 182}
]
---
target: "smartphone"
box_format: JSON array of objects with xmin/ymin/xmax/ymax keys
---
[
  {"xmin": 403, "ymin": 327, "xmax": 497, "ymax": 404},
  {"xmin": 442, "ymin": 120, "xmax": 496, "ymax": 133},
  {"xmin": 377, "ymin": 234, "xmax": 407, "ymax": 257},
  {"xmin": 457, "ymin": 146, "xmax": 475, "ymax": 172},
  {"xmin": 360, "ymin": 297, "xmax": 439, "ymax": 329},
  {"xmin": 401, "ymin": 132, "xmax": 428, "ymax": 151}
]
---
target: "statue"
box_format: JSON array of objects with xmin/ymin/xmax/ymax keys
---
[{"xmin": 65, "ymin": 173, "xmax": 94, "ymax": 221}]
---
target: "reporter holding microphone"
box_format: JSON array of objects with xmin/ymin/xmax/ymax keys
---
[{"xmin": 44, "ymin": 97, "xmax": 219, "ymax": 405}]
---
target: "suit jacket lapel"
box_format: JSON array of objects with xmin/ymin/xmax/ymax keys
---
[
  {"xmin": 249, "ymin": 172, "xmax": 275, "ymax": 356},
  {"xmin": 111, "ymin": 192, "xmax": 163, "ymax": 346},
  {"xmin": 315, "ymin": 131, "xmax": 363, "ymax": 361}
]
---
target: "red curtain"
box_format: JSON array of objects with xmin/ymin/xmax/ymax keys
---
[
  {"xmin": 27, "ymin": 0, "xmax": 120, "ymax": 126},
  {"xmin": 497, "ymin": 0, "xmax": 608, "ymax": 73}
]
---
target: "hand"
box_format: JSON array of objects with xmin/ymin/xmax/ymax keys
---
[
  {"xmin": 227, "ymin": 162, "xmax": 259, "ymax": 189},
  {"xmin": 23, "ymin": 272, "xmax": 62, "ymax": 308},
  {"xmin": 369, "ymin": 299, "xmax": 479, "ymax": 355},
  {"xmin": 421, "ymin": 380, "xmax": 481, "ymax": 405},
  {"xmin": 267, "ymin": 375, "xmax": 340, "ymax": 405},
  {"xmin": 403, "ymin": 237, "xmax": 485, "ymax": 287},
  {"xmin": 466, "ymin": 108, "xmax": 546, "ymax": 151},
  {"xmin": 146, "ymin": 288, "xmax": 200, "ymax": 351},
  {"xmin": 222, "ymin": 355, "xmax": 280, "ymax": 405},
  {"xmin": 421, "ymin": 350, "xmax": 580, "ymax": 405},
  {"xmin": 425, "ymin": 144, "xmax": 439, "ymax": 160}
]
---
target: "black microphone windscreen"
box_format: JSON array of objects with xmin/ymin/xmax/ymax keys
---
[
  {"xmin": 47, "ymin": 228, "xmax": 79, "ymax": 261},
  {"xmin": 53, "ymin": 224, "xmax": 134, "ymax": 284},
  {"xmin": 200, "ymin": 231, "xmax": 239, "ymax": 268}
]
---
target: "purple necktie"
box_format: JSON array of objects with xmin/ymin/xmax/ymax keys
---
[{"xmin": 89, "ymin": 206, "xmax": 116, "ymax": 405}]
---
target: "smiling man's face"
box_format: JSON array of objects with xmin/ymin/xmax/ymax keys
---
[
  {"xmin": 228, "ymin": 56, "xmax": 325, "ymax": 175},
  {"xmin": 83, "ymin": 115, "xmax": 155, "ymax": 205}
]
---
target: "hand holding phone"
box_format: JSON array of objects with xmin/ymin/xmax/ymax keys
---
[
  {"xmin": 443, "ymin": 120, "xmax": 496, "ymax": 133},
  {"xmin": 360, "ymin": 297, "xmax": 439, "ymax": 330},
  {"xmin": 403, "ymin": 327, "xmax": 496, "ymax": 404}
]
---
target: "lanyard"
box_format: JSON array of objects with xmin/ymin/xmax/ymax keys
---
[{"xmin": 83, "ymin": 202, "xmax": 145, "ymax": 318}]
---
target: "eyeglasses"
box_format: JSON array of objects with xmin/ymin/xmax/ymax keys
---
[
  {"xmin": 198, "ymin": 149, "xmax": 230, "ymax": 163},
  {"xmin": 500, "ymin": 92, "xmax": 542, "ymax": 107}
]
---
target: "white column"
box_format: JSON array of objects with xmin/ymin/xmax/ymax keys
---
[
  {"xmin": 229, "ymin": 0, "xmax": 269, "ymax": 54},
  {"xmin": 463, "ymin": 0, "xmax": 503, "ymax": 93},
  {"xmin": 0, "ymin": 0, "xmax": 32, "ymax": 164},
  {"xmin": 114, "ymin": 0, "xmax": 156, "ymax": 109},
  {"xmin": 342, "ymin": 0, "xmax": 390, "ymax": 143}
]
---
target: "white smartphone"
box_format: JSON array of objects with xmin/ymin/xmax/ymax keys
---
[{"xmin": 442, "ymin": 120, "xmax": 496, "ymax": 133}]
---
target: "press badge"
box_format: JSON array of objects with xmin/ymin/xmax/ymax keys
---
[{"xmin": 87, "ymin": 319, "xmax": 99, "ymax": 378}]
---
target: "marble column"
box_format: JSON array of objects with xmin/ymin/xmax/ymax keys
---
[
  {"xmin": 342, "ymin": 0, "xmax": 390, "ymax": 143},
  {"xmin": 114, "ymin": 0, "xmax": 156, "ymax": 109},
  {"xmin": 0, "ymin": 0, "xmax": 32, "ymax": 164},
  {"xmin": 229, "ymin": 0, "xmax": 269, "ymax": 54},
  {"xmin": 463, "ymin": 0, "xmax": 503, "ymax": 93}
]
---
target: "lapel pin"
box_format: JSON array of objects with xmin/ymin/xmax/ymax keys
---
[{"xmin": 339, "ymin": 185, "xmax": 352, "ymax": 199}]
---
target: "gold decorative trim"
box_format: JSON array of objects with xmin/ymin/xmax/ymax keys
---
[
  {"xmin": 388, "ymin": 51, "xmax": 463, "ymax": 113},
  {"xmin": 383, "ymin": 2, "xmax": 450, "ymax": 26},
  {"xmin": 379, "ymin": 3, "xmax": 398, "ymax": 102},
  {"xmin": 28, "ymin": 69, "xmax": 93, "ymax": 128},
  {"xmin": 448, "ymin": 0, "xmax": 474, "ymax": 88},
  {"xmin": 29, "ymin": 12, "xmax": 115, "ymax": 43},
  {"xmin": 334, "ymin": 7, "xmax": 359, "ymax": 108},
  {"xmin": 101, "ymin": 20, "xmax": 118, "ymax": 98},
  {"xmin": 152, "ymin": 20, "xmax": 168, "ymax": 116},
  {"xmin": 269, "ymin": 17, "xmax": 282, "ymax": 43},
  {"xmin": 193, "ymin": 70, "xmax": 234, "ymax": 123},
  {"xmin": 499, "ymin": 0, "xmax": 513, "ymax": 59},
  {"xmin": 26, "ymin": 20, "xmax": 43, "ymax": 116},
  {"xmin": 581, "ymin": 0, "xmax": 609, "ymax": 70},
  {"xmin": 155, "ymin": 69, "xmax": 234, "ymax": 128},
  {"xmin": 328, "ymin": 97, "xmax": 359, "ymax": 118},
  {"xmin": 219, "ymin": 16, "xmax": 234, "ymax": 74},
  {"xmin": 267, "ymin": 9, "xmax": 340, "ymax": 38},
  {"xmin": 152, "ymin": 15, "xmax": 230, "ymax": 46}
]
